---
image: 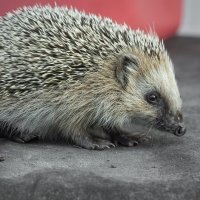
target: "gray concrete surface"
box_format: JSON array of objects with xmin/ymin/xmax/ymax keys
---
[{"xmin": 0, "ymin": 37, "xmax": 200, "ymax": 200}]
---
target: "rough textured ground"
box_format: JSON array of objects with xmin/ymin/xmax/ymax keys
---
[{"xmin": 0, "ymin": 37, "xmax": 200, "ymax": 200}]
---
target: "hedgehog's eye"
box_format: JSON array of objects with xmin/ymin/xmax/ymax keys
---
[{"xmin": 145, "ymin": 91, "xmax": 160, "ymax": 105}]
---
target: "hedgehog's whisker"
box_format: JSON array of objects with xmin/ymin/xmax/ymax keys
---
[{"xmin": 145, "ymin": 123, "xmax": 154, "ymax": 136}]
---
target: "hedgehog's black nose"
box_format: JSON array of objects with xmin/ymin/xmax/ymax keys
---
[{"xmin": 174, "ymin": 124, "xmax": 186, "ymax": 137}]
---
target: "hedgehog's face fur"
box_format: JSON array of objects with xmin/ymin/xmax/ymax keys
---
[{"xmin": 116, "ymin": 49, "xmax": 186, "ymax": 136}]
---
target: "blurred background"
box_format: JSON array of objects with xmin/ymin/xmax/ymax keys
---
[{"xmin": 0, "ymin": 0, "xmax": 199, "ymax": 39}]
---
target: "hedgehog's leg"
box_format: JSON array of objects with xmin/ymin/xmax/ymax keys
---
[
  {"xmin": 104, "ymin": 127, "xmax": 150, "ymax": 147},
  {"xmin": 71, "ymin": 129, "xmax": 115, "ymax": 150},
  {"xmin": 89, "ymin": 127, "xmax": 116, "ymax": 149},
  {"xmin": 0, "ymin": 121, "xmax": 39, "ymax": 143},
  {"xmin": 0, "ymin": 124, "xmax": 38, "ymax": 143}
]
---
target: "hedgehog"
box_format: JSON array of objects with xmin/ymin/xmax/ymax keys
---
[{"xmin": 0, "ymin": 5, "xmax": 186, "ymax": 150}]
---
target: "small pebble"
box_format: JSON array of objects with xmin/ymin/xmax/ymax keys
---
[
  {"xmin": 0, "ymin": 156, "xmax": 5, "ymax": 162},
  {"xmin": 110, "ymin": 164, "xmax": 117, "ymax": 168}
]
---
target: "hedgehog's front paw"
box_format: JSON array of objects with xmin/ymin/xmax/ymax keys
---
[
  {"xmin": 115, "ymin": 134, "xmax": 151, "ymax": 147},
  {"xmin": 94, "ymin": 138, "xmax": 116, "ymax": 150},
  {"xmin": 74, "ymin": 136, "xmax": 115, "ymax": 150},
  {"xmin": 136, "ymin": 134, "xmax": 151, "ymax": 143},
  {"xmin": 10, "ymin": 134, "xmax": 38, "ymax": 143}
]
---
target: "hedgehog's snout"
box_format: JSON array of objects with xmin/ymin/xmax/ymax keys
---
[
  {"xmin": 155, "ymin": 111, "xmax": 186, "ymax": 136},
  {"xmin": 173, "ymin": 123, "xmax": 186, "ymax": 137},
  {"xmin": 172, "ymin": 112, "xmax": 186, "ymax": 136}
]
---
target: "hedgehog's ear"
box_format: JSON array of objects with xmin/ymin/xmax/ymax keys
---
[{"xmin": 115, "ymin": 54, "xmax": 139, "ymax": 89}]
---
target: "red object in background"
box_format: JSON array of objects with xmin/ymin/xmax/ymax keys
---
[{"xmin": 0, "ymin": 0, "xmax": 182, "ymax": 39}]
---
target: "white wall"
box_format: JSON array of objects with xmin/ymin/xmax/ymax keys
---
[{"xmin": 178, "ymin": 0, "xmax": 200, "ymax": 37}]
